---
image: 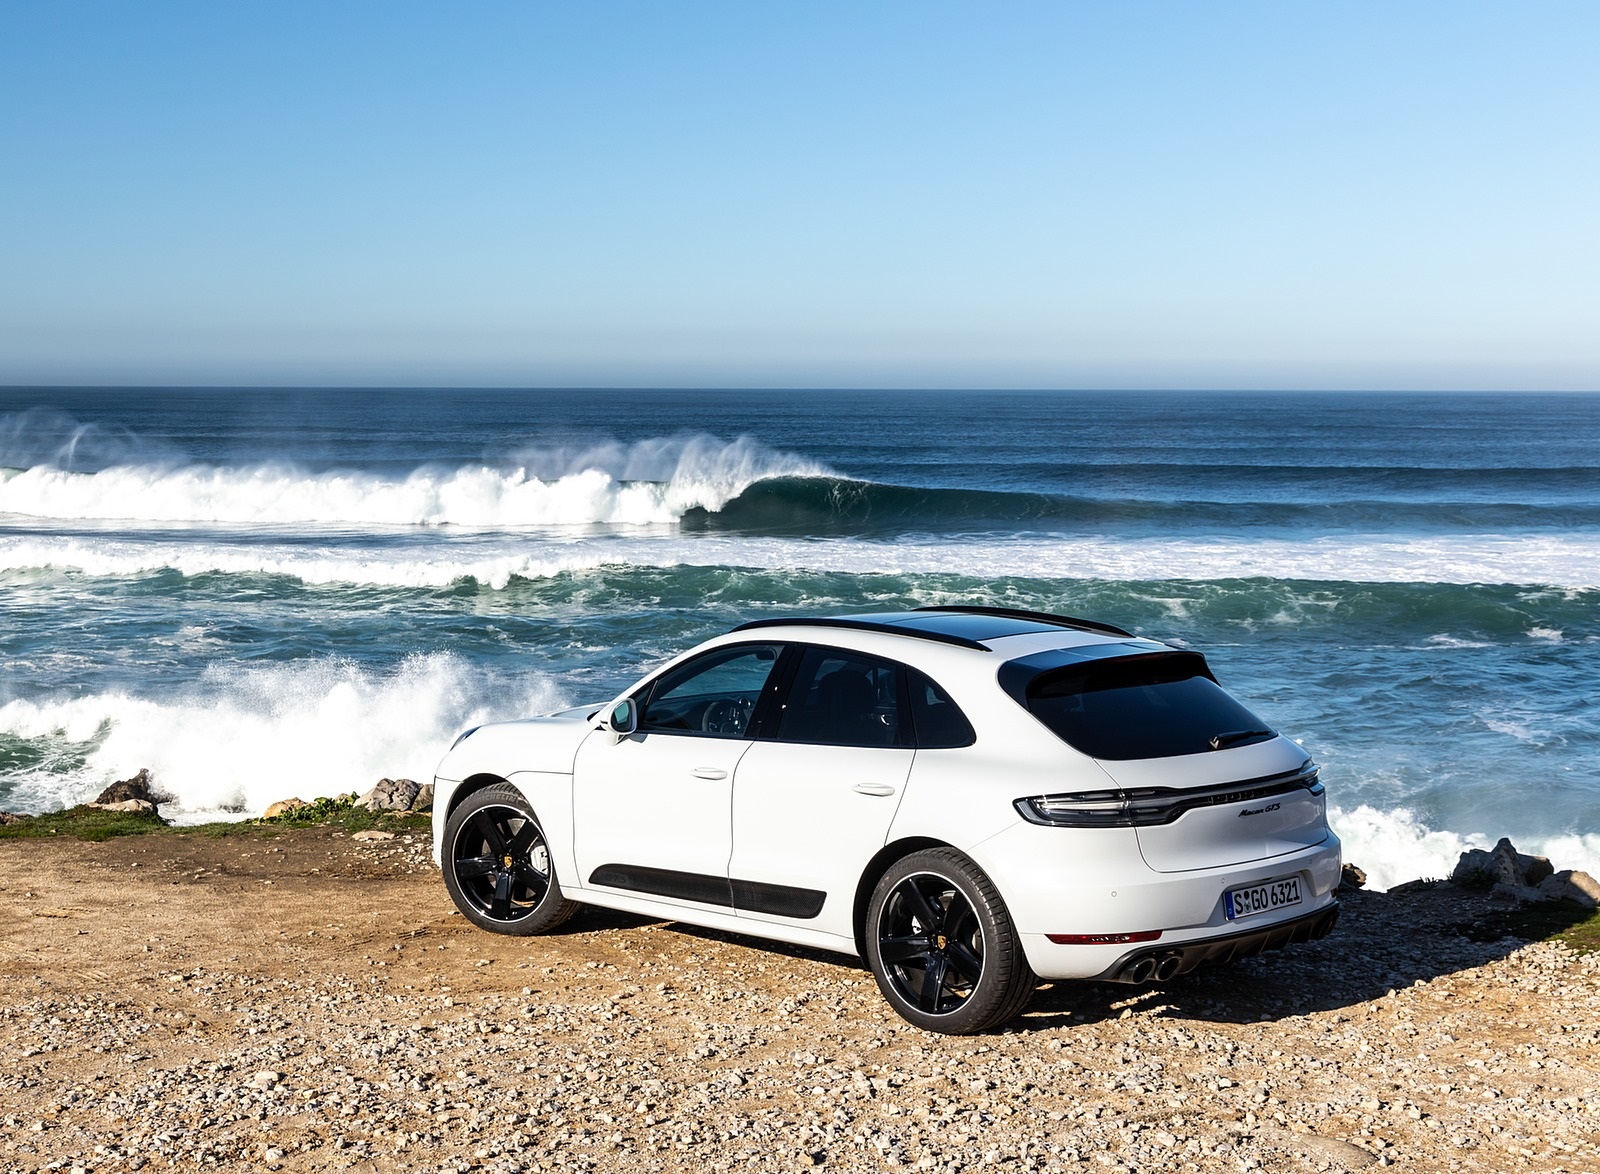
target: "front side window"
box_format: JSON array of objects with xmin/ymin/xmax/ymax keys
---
[
  {"xmin": 638, "ymin": 643, "xmax": 781, "ymax": 738},
  {"xmin": 1024, "ymin": 652, "xmax": 1273, "ymax": 760},
  {"xmin": 776, "ymin": 647, "xmax": 906, "ymax": 748}
]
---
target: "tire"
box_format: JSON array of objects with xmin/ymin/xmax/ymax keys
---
[
  {"xmin": 441, "ymin": 783, "xmax": 580, "ymax": 936},
  {"xmin": 864, "ymin": 848, "xmax": 1036, "ymax": 1034}
]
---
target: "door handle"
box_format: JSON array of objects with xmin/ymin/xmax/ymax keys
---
[
  {"xmin": 852, "ymin": 783, "xmax": 897, "ymax": 796},
  {"xmin": 691, "ymin": 767, "xmax": 728, "ymax": 780}
]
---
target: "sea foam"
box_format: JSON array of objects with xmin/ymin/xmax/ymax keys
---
[
  {"xmin": 1329, "ymin": 803, "xmax": 1600, "ymax": 892},
  {"xmin": 6, "ymin": 530, "xmax": 1600, "ymax": 590},
  {"xmin": 0, "ymin": 654, "xmax": 567, "ymax": 822}
]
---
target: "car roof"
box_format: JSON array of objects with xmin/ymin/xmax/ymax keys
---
[{"xmin": 729, "ymin": 606, "xmax": 1134, "ymax": 653}]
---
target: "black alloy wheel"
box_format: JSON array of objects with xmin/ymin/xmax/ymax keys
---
[
  {"xmin": 865, "ymin": 848, "xmax": 1035, "ymax": 1034},
  {"xmin": 441, "ymin": 783, "xmax": 579, "ymax": 935}
]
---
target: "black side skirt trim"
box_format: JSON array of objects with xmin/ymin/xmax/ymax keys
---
[{"xmin": 588, "ymin": 864, "xmax": 825, "ymax": 920}]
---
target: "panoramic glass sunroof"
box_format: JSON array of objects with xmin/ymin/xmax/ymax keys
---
[{"xmin": 865, "ymin": 611, "xmax": 1067, "ymax": 641}]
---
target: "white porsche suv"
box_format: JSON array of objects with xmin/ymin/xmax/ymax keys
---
[{"xmin": 432, "ymin": 607, "xmax": 1341, "ymax": 1034}]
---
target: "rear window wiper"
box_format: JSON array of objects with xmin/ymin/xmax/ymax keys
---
[{"xmin": 1209, "ymin": 728, "xmax": 1273, "ymax": 750}]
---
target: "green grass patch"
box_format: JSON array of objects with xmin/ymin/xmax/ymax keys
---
[
  {"xmin": 1457, "ymin": 899, "xmax": 1600, "ymax": 953},
  {"xmin": 0, "ymin": 795, "xmax": 430, "ymax": 842},
  {"xmin": 1549, "ymin": 906, "xmax": 1600, "ymax": 953},
  {"xmin": 0, "ymin": 804, "xmax": 172, "ymax": 842}
]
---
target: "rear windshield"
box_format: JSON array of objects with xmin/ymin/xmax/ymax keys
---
[{"xmin": 1024, "ymin": 652, "xmax": 1273, "ymax": 760}]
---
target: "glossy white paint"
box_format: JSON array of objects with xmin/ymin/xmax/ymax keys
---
[
  {"xmin": 571, "ymin": 727, "xmax": 747, "ymax": 888},
  {"xmin": 728, "ymin": 739, "xmax": 911, "ymax": 938}
]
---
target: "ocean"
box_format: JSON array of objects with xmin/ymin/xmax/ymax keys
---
[{"xmin": 2, "ymin": 386, "xmax": 1597, "ymax": 890}]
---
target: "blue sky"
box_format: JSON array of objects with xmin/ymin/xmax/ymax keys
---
[{"xmin": 2, "ymin": 2, "xmax": 1596, "ymax": 389}]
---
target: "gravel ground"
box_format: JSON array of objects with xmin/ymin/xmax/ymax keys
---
[{"xmin": 1, "ymin": 829, "xmax": 1596, "ymax": 1174}]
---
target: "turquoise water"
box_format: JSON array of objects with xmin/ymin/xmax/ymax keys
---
[{"xmin": 3, "ymin": 387, "xmax": 1597, "ymax": 887}]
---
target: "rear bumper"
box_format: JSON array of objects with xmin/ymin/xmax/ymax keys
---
[{"xmin": 1098, "ymin": 901, "xmax": 1339, "ymax": 984}]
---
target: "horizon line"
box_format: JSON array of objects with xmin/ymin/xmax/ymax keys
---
[{"xmin": 5, "ymin": 383, "xmax": 1599, "ymax": 396}]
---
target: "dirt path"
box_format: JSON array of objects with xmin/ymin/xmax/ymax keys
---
[{"xmin": 2, "ymin": 829, "xmax": 1596, "ymax": 1173}]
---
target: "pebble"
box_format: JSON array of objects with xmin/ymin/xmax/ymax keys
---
[{"xmin": 3, "ymin": 851, "xmax": 1596, "ymax": 1173}]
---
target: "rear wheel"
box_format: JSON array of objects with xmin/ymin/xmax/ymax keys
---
[
  {"xmin": 865, "ymin": 848, "xmax": 1035, "ymax": 1034},
  {"xmin": 442, "ymin": 783, "xmax": 579, "ymax": 935}
]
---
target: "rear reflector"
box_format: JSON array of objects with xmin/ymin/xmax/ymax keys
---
[{"xmin": 1046, "ymin": 930, "xmax": 1163, "ymax": 945}]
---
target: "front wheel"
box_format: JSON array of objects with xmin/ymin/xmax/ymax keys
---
[
  {"xmin": 865, "ymin": 848, "xmax": 1035, "ymax": 1034},
  {"xmin": 441, "ymin": 783, "xmax": 580, "ymax": 935}
]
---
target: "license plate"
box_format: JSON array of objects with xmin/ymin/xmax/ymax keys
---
[{"xmin": 1224, "ymin": 876, "xmax": 1303, "ymax": 920}]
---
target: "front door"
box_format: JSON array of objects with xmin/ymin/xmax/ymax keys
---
[{"xmin": 572, "ymin": 642, "xmax": 782, "ymax": 910}]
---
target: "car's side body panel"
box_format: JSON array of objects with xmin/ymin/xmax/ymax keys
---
[
  {"xmin": 570, "ymin": 727, "xmax": 748, "ymax": 893},
  {"xmin": 727, "ymin": 739, "xmax": 912, "ymax": 938},
  {"xmin": 558, "ymin": 882, "xmax": 861, "ymax": 956}
]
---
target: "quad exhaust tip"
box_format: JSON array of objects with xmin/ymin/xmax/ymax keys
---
[
  {"xmin": 1111, "ymin": 902, "xmax": 1340, "ymax": 984},
  {"xmin": 1119, "ymin": 952, "xmax": 1181, "ymax": 984}
]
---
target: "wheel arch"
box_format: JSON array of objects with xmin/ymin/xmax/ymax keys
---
[
  {"xmin": 444, "ymin": 772, "xmax": 516, "ymax": 823},
  {"xmin": 851, "ymin": 835, "xmax": 957, "ymax": 957}
]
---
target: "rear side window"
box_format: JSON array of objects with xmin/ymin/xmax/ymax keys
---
[
  {"xmin": 907, "ymin": 668, "xmax": 976, "ymax": 748},
  {"xmin": 777, "ymin": 647, "xmax": 906, "ymax": 748},
  {"xmin": 1024, "ymin": 652, "xmax": 1273, "ymax": 760}
]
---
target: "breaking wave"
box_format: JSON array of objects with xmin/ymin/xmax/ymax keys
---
[{"xmin": 0, "ymin": 433, "xmax": 831, "ymax": 529}]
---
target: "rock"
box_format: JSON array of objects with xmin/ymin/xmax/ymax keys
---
[
  {"xmin": 352, "ymin": 829, "xmax": 395, "ymax": 842},
  {"xmin": 1491, "ymin": 881, "xmax": 1547, "ymax": 904},
  {"xmin": 1452, "ymin": 837, "xmax": 1591, "ymax": 905},
  {"xmin": 0, "ymin": 811, "xmax": 23, "ymax": 826},
  {"xmin": 91, "ymin": 798, "xmax": 155, "ymax": 814},
  {"xmin": 1451, "ymin": 838, "xmax": 1552, "ymax": 892},
  {"xmin": 413, "ymin": 783, "xmax": 435, "ymax": 813},
  {"xmin": 1387, "ymin": 878, "xmax": 1441, "ymax": 896},
  {"xmin": 263, "ymin": 798, "xmax": 308, "ymax": 819},
  {"xmin": 1339, "ymin": 864, "xmax": 1368, "ymax": 891},
  {"xmin": 92, "ymin": 768, "xmax": 169, "ymax": 809},
  {"xmin": 1519, "ymin": 853, "xmax": 1555, "ymax": 887},
  {"xmin": 1537, "ymin": 869, "xmax": 1600, "ymax": 909},
  {"xmin": 1450, "ymin": 847, "xmax": 1499, "ymax": 888},
  {"xmin": 356, "ymin": 778, "xmax": 422, "ymax": 812}
]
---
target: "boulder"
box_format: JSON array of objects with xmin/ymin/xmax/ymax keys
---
[
  {"xmin": 1338, "ymin": 864, "xmax": 1367, "ymax": 892},
  {"xmin": 1521, "ymin": 856, "xmax": 1555, "ymax": 886},
  {"xmin": 1449, "ymin": 847, "xmax": 1501, "ymax": 888},
  {"xmin": 1454, "ymin": 838, "xmax": 1588, "ymax": 906},
  {"xmin": 1537, "ymin": 870, "xmax": 1600, "ymax": 909},
  {"xmin": 0, "ymin": 811, "xmax": 22, "ymax": 826},
  {"xmin": 92, "ymin": 768, "xmax": 169, "ymax": 809},
  {"xmin": 352, "ymin": 829, "xmax": 395, "ymax": 842},
  {"xmin": 356, "ymin": 778, "xmax": 422, "ymax": 812},
  {"xmin": 263, "ymin": 798, "xmax": 308, "ymax": 819},
  {"xmin": 94, "ymin": 798, "xmax": 155, "ymax": 814},
  {"xmin": 1492, "ymin": 881, "xmax": 1548, "ymax": 904},
  {"xmin": 412, "ymin": 783, "xmax": 435, "ymax": 813},
  {"xmin": 1451, "ymin": 838, "xmax": 1552, "ymax": 890}
]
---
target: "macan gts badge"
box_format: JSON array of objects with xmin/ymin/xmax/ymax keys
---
[{"xmin": 432, "ymin": 607, "xmax": 1341, "ymax": 1034}]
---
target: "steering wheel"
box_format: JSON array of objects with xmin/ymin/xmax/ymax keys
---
[{"xmin": 701, "ymin": 697, "xmax": 753, "ymax": 736}]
